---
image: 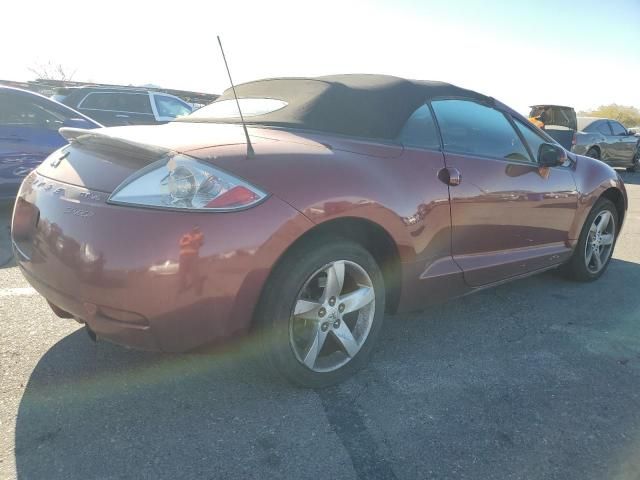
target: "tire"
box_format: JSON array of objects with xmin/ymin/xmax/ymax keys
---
[
  {"xmin": 255, "ymin": 237, "xmax": 385, "ymax": 388},
  {"xmin": 586, "ymin": 147, "xmax": 600, "ymax": 160},
  {"xmin": 627, "ymin": 148, "xmax": 639, "ymax": 172},
  {"xmin": 563, "ymin": 198, "xmax": 618, "ymax": 282}
]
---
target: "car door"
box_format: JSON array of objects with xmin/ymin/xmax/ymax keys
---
[
  {"xmin": 394, "ymin": 104, "xmax": 460, "ymax": 305},
  {"xmin": 591, "ymin": 120, "xmax": 624, "ymax": 165},
  {"xmin": 0, "ymin": 91, "xmax": 68, "ymax": 200},
  {"xmin": 431, "ymin": 99, "xmax": 578, "ymax": 287},
  {"xmin": 115, "ymin": 93, "xmax": 157, "ymax": 125},
  {"xmin": 608, "ymin": 120, "xmax": 638, "ymax": 164}
]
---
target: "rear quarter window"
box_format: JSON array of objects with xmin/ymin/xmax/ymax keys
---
[
  {"xmin": 397, "ymin": 104, "xmax": 440, "ymax": 150},
  {"xmin": 597, "ymin": 121, "xmax": 612, "ymax": 135}
]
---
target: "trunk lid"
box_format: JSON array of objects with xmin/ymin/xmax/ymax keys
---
[
  {"xmin": 36, "ymin": 122, "xmax": 402, "ymax": 193},
  {"xmin": 528, "ymin": 105, "xmax": 577, "ymax": 150},
  {"xmin": 36, "ymin": 123, "xmax": 259, "ymax": 192}
]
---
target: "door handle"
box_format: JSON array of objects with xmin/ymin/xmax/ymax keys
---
[{"xmin": 438, "ymin": 167, "xmax": 462, "ymax": 186}]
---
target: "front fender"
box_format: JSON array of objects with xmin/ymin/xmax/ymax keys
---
[{"xmin": 568, "ymin": 155, "xmax": 627, "ymax": 242}]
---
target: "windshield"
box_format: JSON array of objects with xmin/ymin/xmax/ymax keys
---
[{"xmin": 187, "ymin": 98, "xmax": 288, "ymax": 120}]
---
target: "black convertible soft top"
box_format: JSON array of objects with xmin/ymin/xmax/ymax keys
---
[{"xmin": 181, "ymin": 74, "xmax": 494, "ymax": 140}]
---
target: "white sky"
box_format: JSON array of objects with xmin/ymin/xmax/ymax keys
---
[{"xmin": 2, "ymin": 0, "xmax": 639, "ymax": 114}]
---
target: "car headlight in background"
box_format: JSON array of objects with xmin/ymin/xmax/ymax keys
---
[{"xmin": 108, "ymin": 154, "xmax": 268, "ymax": 211}]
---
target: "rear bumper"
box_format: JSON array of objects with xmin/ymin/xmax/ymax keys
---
[
  {"xmin": 20, "ymin": 265, "xmax": 160, "ymax": 350},
  {"xmin": 12, "ymin": 171, "xmax": 312, "ymax": 352}
]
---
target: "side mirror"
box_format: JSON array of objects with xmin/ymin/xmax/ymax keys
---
[
  {"xmin": 627, "ymin": 128, "xmax": 637, "ymax": 136},
  {"xmin": 538, "ymin": 143, "xmax": 567, "ymax": 167}
]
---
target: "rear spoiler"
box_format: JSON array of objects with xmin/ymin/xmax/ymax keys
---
[
  {"xmin": 59, "ymin": 127, "xmax": 167, "ymax": 154},
  {"xmin": 58, "ymin": 127, "xmax": 94, "ymax": 142},
  {"xmin": 58, "ymin": 127, "xmax": 170, "ymax": 168}
]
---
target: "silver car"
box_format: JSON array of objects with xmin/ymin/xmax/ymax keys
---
[{"xmin": 573, "ymin": 117, "xmax": 640, "ymax": 171}]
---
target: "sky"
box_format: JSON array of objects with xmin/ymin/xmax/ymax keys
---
[{"xmin": 2, "ymin": 0, "xmax": 639, "ymax": 114}]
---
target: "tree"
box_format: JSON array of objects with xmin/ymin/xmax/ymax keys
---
[
  {"xmin": 578, "ymin": 104, "xmax": 640, "ymax": 127},
  {"xmin": 28, "ymin": 61, "xmax": 76, "ymax": 82}
]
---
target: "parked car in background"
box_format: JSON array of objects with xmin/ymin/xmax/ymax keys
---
[
  {"xmin": 528, "ymin": 105, "xmax": 577, "ymax": 150},
  {"xmin": 0, "ymin": 86, "xmax": 101, "ymax": 202},
  {"xmin": 12, "ymin": 75, "xmax": 627, "ymax": 387},
  {"xmin": 573, "ymin": 117, "xmax": 640, "ymax": 171},
  {"xmin": 53, "ymin": 86, "xmax": 192, "ymax": 126}
]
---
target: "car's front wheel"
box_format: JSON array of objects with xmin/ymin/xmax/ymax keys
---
[
  {"xmin": 563, "ymin": 198, "xmax": 618, "ymax": 281},
  {"xmin": 256, "ymin": 238, "xmax": 385, "ymax": 388}
]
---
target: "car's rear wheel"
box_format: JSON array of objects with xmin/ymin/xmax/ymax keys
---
[
  {"xmin": 563, "ymin": 198, "xmax": 617, "ymax": 281},
  {"xmin": 256, "ymin": 238, "xmax": 385, "ymax": 388},
  {"xmin": 627, "ymin": 148, "xmax": 639, "ymax": 172},
  {"xmin": 586, "ymin": 147, "xmax": 600, "ymax": 160}
]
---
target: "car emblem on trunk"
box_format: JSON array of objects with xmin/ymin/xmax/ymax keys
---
[{"xmin": 50, "ymin": 151, "xmax": 70, "ymax": 168}]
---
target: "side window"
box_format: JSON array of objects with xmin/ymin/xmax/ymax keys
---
[
  {"xmin": 154, "ymin": 95, "xmax": 191, "ymax": 119},
  {"xmin": 513, "ymin": 118, "xmax": 549, "ymax": 162},
  {"xmin": 0, "ymin": 93, "xmax": 65, "ymax": 130},
  {"xmin": 610, "ymin": 121, "xmax": 627, "ymax": 136},
  {"xmin": 122, "ymin": 94, "xmax": 153, "ymax": 115},
  {"xmin": 597, "ymin": 121, "xmax": 612, "ymax": 135},
  {"xmin": 431, "ymin": 99, "xmax": 531, "ymax": 162},
  {"xmin": 80, "ymin": 92, "xmax": 152, "ymax": 114},
  {"xmin": 583, "ymin": 122, "xmax": 597, "ymax": 133},
  {"xmin": 79, "ymin": 92, "xmax": 118, "ymax": 110},
  {"xmin": 397, "ymin": 104, "xmax": 440, "ymax": 150}
]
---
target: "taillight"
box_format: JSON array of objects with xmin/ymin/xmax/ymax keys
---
[{"xmin": 108, "ymin": 154, "xmax": 268, "ymax": 211}]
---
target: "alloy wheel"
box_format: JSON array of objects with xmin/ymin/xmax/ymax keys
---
[
  {"xmin": 585, "ymin": 210, "xmax": 615, "ymax": 274},
  {"xmin": 289, "ymin": 260, "xmax": 375, "ymax": 373}
]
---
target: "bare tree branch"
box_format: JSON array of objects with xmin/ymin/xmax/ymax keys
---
[{"xmin": 28, "ymin": 61, "xmax": 76, "ymax": 82}]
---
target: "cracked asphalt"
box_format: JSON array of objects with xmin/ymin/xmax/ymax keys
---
[{"xmin": 1, "ymin": 172, "xmax": 640, "ymax": 480}]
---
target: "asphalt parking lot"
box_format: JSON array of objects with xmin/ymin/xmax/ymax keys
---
[{"xmin": 1, "ymin": 173, "xmax": 640, "ymax": 480}]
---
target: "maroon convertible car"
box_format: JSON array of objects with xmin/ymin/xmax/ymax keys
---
[{"xmin": 11, "ymin": 75, "xmax": 627, "ymax": 387}]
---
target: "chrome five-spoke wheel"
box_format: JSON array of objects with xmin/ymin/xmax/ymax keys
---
[
  {"xmin": 257, "ymin": 238, "xmax": 384, "ymax": 387},
  {"xmin": 290, "ymin": 260, "xmax": 375, "ymax": 372},
  {"xmin": 585, "ymin": 209, "xmax": 615, "ymax": 274}
]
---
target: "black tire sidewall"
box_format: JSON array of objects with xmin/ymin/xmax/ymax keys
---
[
  {"xmin": 567, "ymin": 198, "xmax": 618, "ymax": 281},
  {"xmin": 256, "ymin": 238, "xmax": 386, "ymax": 388},
  {"xmin": 629, "ymin": 148, "xmax": 640, "ymax": 172},
  {"xmin": 586, "ymin": 148, "xmax": 600, "ymax": 160}
]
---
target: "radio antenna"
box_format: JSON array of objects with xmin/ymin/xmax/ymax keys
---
[{"xmin": 217, "ymin": 36, "xmax": 254, "ymax": 158}]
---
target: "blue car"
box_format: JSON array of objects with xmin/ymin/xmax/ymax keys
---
[{"xmin": 0, "ymin": 86, "xmax": 102, "ymax": 202}]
